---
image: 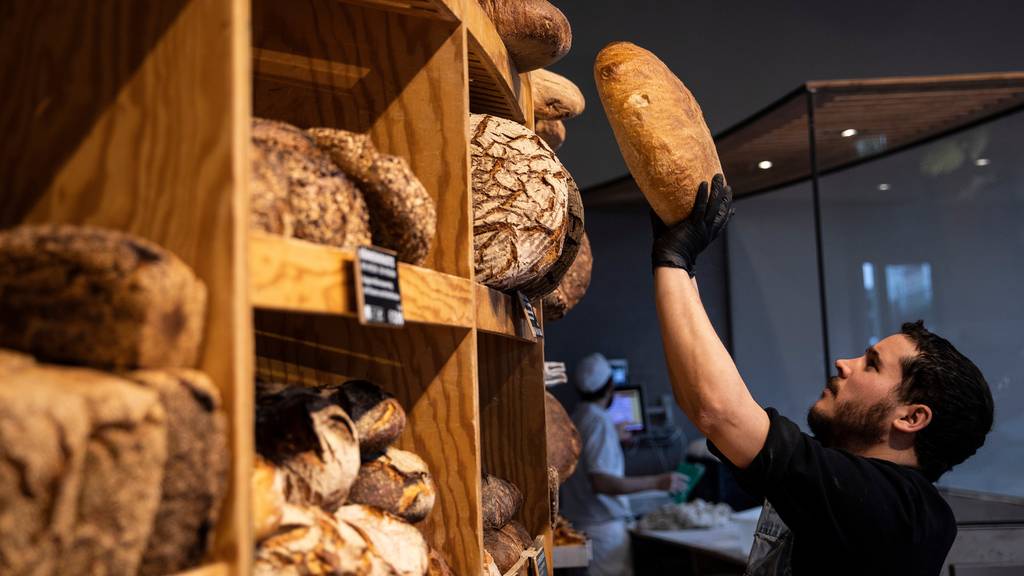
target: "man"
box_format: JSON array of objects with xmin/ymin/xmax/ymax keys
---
[
  {"xmin": 650, "ymin": 175, "xmax": 994, "ymax": 575},
  {"xmin": 560, "ymin": 352, "xmax": 687, "ymax": 576}
]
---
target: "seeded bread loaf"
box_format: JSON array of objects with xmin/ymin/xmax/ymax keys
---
[
  {"xmin": 594, "ymin": 42, "xmax": 723, "ymax": 225},
  {"xmin": 310, "ymin": 128, "xmax": 436, "ymax": 265},
  {"xmin": 251, "ymin": 118, "xmax": 371, "ymax": 248},
  {"xmin": 0, "ymin": 224, "xmax": 207, "ymax": 370},
  {"xmin": 251, "ymin": 144, "xmax": 295, "ymax": 236}
]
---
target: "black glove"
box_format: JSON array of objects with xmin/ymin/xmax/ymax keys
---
[{"xmin": 651, "ymin": 174, "xmax": 734, "ymax": 276}]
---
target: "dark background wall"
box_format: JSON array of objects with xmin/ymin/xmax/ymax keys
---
[{"xmin": 543, "ymin": 0, "xmax": 1024, "ymax": 475}]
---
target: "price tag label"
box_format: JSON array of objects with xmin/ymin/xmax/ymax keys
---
[
  {"xmin": 354, "ymin": 246, "xmax": 404, "ymax": 328},
  {"xmin": 530, "ymin": 544, "xmax": 548, "ymax": 576},
  {"xmin": 516, "ymin": 291, "xmax": 543, "ymax": 339}
]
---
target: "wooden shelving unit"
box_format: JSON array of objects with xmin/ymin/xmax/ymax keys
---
[{"xmin": 2, "ymin": 0, "xmax": 553, "ymax": 575}]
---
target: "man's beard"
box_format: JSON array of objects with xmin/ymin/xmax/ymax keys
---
[{"xmin": 807, "ymin": 378, "xmax": 894, "ymax": 452}]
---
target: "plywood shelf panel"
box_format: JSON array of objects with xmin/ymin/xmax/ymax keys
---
[
  {"xmin": 475, "ymin": 283, "xmax": 540, "ymax": 342},
  {"xmin": 250, "ymin": 232, "xmax": 475, "ymax": 328}
]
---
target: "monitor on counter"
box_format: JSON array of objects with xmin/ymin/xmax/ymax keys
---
[{"xmin": 608, "ymin": 385, "xmax": 646, "ymax": 433}]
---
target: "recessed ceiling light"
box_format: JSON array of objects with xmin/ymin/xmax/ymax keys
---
[
  {"xmin": 841, "ymin": 128, "xmax": 858, "ymax": 138},
  {"xmin": 758, "ymin": 160, "xmax": 773, "ymax": 170},
  {"xmin": 975, "ymin": 158, "xmax": 990, "ymax": 166},
  {"xmin": 878, "ymin": 183, "xmax": 890, "ymax": 191}
]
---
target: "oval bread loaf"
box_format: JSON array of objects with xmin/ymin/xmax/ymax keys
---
[
  {"xmin": 545, "ymin": 391, "xmax": 581, "ymax": 483},
  {"xmin": 336, "ymin": 504, "xmax": 430, "ymax": 576},
  {"xmin": 481, "ymin": 473, "xmax": 524, "ymax": 530},
  {"xmin": 535, "ymin": 118, "xmax": 566, "ymax": 151},
  {"xmin": 255, "ymin": 504, "xmax": 384, "ymax": 576},
  {"xmin": 309, "ymin": 128, "xmax": 437, "ymax": 265},
  {"xmin": 532, "ymin": 69, "xmax": 585, "ymax": 120},
  {"xmin": 347, "ymin": 447, "xmax": 436, "ymax": 524},
  {"xmin": 478, "ymin": 0, "xmax": 571, "ymax": 72},
  {"xmin": 470, "ymin": 113, "xmax": 575, "ymax": 296},
  {"xmin": 256, "ymin": 388, "xmax": 361, "ymax": 512},
  {"xmin": 594, "ymin": 42, "xmax": 723, "ymax": 225},
  {"xmin": 329, "ymin": 379, "xmax": 407, "ymax": 457},
  {"xmin": 542, "ymin": 232, "xmax": 592, "ymax": 321},
  {"xmin": 0, "ymin": 224, "xmax": 207, "ymax": 370},
  {"xmin": 484, "ymin": 525, "xmax": 526, "ymax": 574}
]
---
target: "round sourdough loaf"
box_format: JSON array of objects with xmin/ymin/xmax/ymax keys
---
[
  {"xmin": 347, "ymin": 447, "xmax": 436, "ymax": 524},
  {"xmin": 328, "ymin": 379, "xmax": 407, "ymax": 457},
  {"xmin": 470, "ymin": 114, "xmax": 577, "ymax": 296},
  {"xmin": 482, "ymin": 473, "xmax": 524, "ymax": 530},
  {"xmin": 594, "ymin": 42, "xmax": 724, "ymax": 225},
  {"xmin": 532, "ymin": 69, "xmax": 585, "ymax": 120},
  {"xmin": 542, "ymin": 232, "xmax": 592, "ymax": 321}
]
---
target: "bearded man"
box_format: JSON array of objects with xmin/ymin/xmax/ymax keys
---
[{"xmin": 650, "ymin": 175, "xmax": 994, "ymax": 575}]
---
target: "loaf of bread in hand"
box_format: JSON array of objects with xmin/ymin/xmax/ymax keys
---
[{"xmin": 594, "ymin": 42, "xmax": 723, "ymax": 225}]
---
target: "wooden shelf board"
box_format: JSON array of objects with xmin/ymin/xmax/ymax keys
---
[
  {"xmin": 336, "ymin": 0, "xmax": 458, "ymax": 20},
  {"xmin": 250, "ymin": 232, "xmax": 474, "ymax": 329},
  {"xmin": 474, "ymin": 284, "xmax": 539, "ymax": 342}
]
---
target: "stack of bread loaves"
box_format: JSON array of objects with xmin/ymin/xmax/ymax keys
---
[
  {"xmin": 251, "ymin": 118, "xmax": 437, "ymax": 266},
  {"xmin": 254, "ymin": 379, "xmax": 450, "ymax": 576},
  {"xmin": 0, "ymin": 224, "xmax": 228, "ymax": 576},
  {"xmin": 481, "ymin": 473, "xmax": 534, "ymax": 575}
]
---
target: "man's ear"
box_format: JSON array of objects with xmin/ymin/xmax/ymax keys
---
[{"xmin": 893, "ymin": 404, "xmax": 932, "ymax": 434}]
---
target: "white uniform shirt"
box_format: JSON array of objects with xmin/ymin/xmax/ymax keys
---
[{"xmin": 560, "ymin": 401, "xmax": 632, "ymax": 525}]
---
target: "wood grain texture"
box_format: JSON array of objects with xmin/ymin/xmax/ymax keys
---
[
  {"xmin": 475, "ymin": 284, "xmax": 538, "ymax": 342},
  {"xmin": 253, "ymin": 0, "xmax": 471, "ymax": 278},
  {"xmin": 252, "ymin": 311, "xmax": 482, "ymax": 576},
  {"xmin": 250, "ymin": 232, "xmax": 474, "ymax": 328},
  {"xmin": 0, "ymin": 0, "xmax": 252, "ymax": 573},
  {"xmin": 478, "ymin": 331, "xmax": 553, "ymax": 576}
]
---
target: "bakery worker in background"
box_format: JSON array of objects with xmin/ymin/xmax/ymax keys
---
[
  {"xmin": 651, "ymin": 175, "xmax": 994, "ymax": 575},
  {"xmin": 560, "ymin": 352, "xmax": 688, "ymax": 576}
]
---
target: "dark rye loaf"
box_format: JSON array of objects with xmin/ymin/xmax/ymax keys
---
[{"xmin": 0, "ymin": 224, "xmax": 206, "ymax": 370}]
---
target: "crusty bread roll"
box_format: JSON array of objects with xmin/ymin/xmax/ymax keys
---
[
  {"xmin": 0, "ymin": 354, "xmax": 167, "ymax": 576},
  {"xmin": 594, "ymin": 42, "xmax": 723, "ymax": 225},
  {"xmin": 484, "ymin": 524, "xmax": 527, "ymax": 574},
  {"xmin": 336, "ymin": 505, "xmax": 430, "ymax": 576},
  {"xmin": 478, "ymin": 0, "xmax": 571, "ymax": 72},
  {"xmin": 130, "ymin": 369, "xmax": 228, "ymax": 574},
  {"xmin": 328, "ymin": 379, "xmax": 407, "ymax": 457},
  {"xmin": 545, "ymin": 391, "xmax": 581, "ymax": 483},
  {"xmin": 309, "ymin": 128, "xmax": 437, "ymax": 265},
  {"xmin": 256, "ymin": 388, "xmax": 361, "ymax": 512},
  {"xmin": 542, "ymin": 232, "xmax": 592, "ymax": 321},
  {"xmin": 347, "ymin": 447, "xmax": 436, "ymax": 524},
  {"xmin": 532, "ymin": 69, "xmax": 585, "ymax": 120},
  {"xmin": 252, "ymin": 118, "xmax": 371, "ymax": 248},
  {"xmin": 471, "ymin": 114, "xmax": 576, "ymax": 296},
  {"xmin": 482, "ymin": 473, "xmax": 524, "ymax": 530},
  {"xmin": 535, "ymin": 119, "xmax": 566, "ymax": 151},
  {"xmin": 501, "ymin": 520, "xmax": 533, "ymax": 550},
  {"xmin": 256, "ymin": 504, "xmax": 383, "ymax": 576},
  {"xmin": 0, "ymin": 224, "xmax": 207, "ymax": 370}
]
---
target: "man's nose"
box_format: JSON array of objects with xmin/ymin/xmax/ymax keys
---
[{"xmin": 835, "ymin": 358, "xmax": 851, "ymax": 378}]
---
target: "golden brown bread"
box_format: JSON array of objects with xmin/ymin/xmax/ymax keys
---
[
  {"xmin": 594, "ymin": 42, "xmax": 723, "ymax": 225},
  {"xmin": 481, "ymin": 473, "xmax": 524, "ymax": 530},
  {"xmin": 545, "ymin": 391, "xmax": 581, "ymax": 483},
  {"xmin": 255, "ymin": 504, "xmax": 383, "ymax": 576},
  {"xmin": 478, "ymin": 0, "xmax": 571, "ymax": 72},
  {"xmin": 253, "ymin": 457, "xmax": 286, "ymax": 543},
  {"xmin": 335, "ymin": 504, "xmax": 429, "ymax": 576},
  {"xmin": 484, "ymin": 524, "xmax": 527, "ymax": 574},
  {"xmin": 347, "ymin": 447, "xmax": 436, "ymax": 524},
  {"xmin": 532, "ymin": 69, "xmax": 585, "ymax": 120},
  {"xmin": 542, "ymin": 232, "xmax": 592, "ymax": 321},
  {"xmin": 535, "ymin": 119, "xmax": 566, "ymax": 151},
  {"xmin": 328, "ymin": 379, "xmax": 407, "ymax": 457}
]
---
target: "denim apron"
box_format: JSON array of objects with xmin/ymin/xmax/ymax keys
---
[{"xmin": 744, "ymin": 500, "xmax": 794, "ymax": 576}]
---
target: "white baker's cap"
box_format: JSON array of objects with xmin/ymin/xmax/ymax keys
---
[{"xmin": 574, "ymin": 353, "xmax": 613, "ymax": 393}]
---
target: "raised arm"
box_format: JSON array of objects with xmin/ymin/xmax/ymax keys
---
[{"xmin": 651, "ymin": 176, "xmax": 769, "ymax": 468}]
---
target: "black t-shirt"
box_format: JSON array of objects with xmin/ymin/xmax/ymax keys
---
[{"xmin": 709, "ymin": 408, "xmax": 956, "ymax": 576}]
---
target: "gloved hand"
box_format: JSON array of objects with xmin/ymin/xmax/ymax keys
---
[{"xmin": 651, "ymin": 174, "xmax": 734, "ymax": 276}]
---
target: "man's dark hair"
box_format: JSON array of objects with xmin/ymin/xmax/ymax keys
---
[
  {"xmin": 897, "ymin": 320, "xmax": 994, "ymax": 481},
  {"xmin": 579, "ymin": 378, "xmax": 614, "ymax": 403}
]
